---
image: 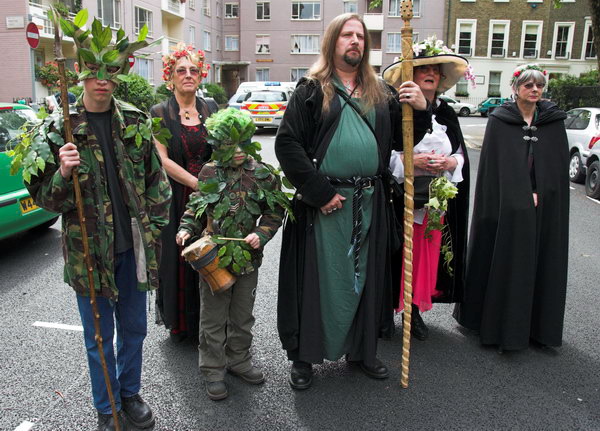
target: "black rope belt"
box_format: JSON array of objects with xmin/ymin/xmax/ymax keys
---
[{"xmin": 326, "ymin": 174, "xmax": 381, "ymax": 293}]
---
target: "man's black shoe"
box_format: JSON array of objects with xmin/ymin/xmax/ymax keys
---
[
  {"xmin": 289, "ymin": 361, "xmax": 312, "ymax": 390},
  {"xmin": 357, "ymin": 358, "xmax": 389, "ymax": 379},
  {"xmin": 411, "ymin": 307, "xmax": 429, "ymax": 341},
  {"xmin": 97, "ymin": 410, "xmax": 127, "ymax": 431},
  {"xmin": 121, "ymin": 394, "xmax": 155, "ymax": 429}
]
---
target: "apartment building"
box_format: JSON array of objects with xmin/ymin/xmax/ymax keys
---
[
  {"xmin": 1, "ymin": 0, "xmax": 445, "ymax": 102},
  {"xmin": 444, "ymin": 0, "xmax": 597, "ymax": 101}
]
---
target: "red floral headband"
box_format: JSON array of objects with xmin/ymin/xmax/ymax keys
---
[{"xmin": 511, "ymin": 64, "xmax": 547, "ymax": 86}]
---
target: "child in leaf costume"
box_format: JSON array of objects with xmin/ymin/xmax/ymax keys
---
[{"xmin": 176, "ymin": 108, "xmax": 288, "ymax": 400}]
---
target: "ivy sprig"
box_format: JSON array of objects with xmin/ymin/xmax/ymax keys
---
[
  {"xmin": 424, "ymin": 176, "xmax": 458, "ymax": 274},
  {"xmin": 124, "ymin": 116, "xmax": 172, "ymax": 148}
]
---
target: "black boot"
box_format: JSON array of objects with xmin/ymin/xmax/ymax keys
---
[
  {"xmin": 289, "ymin": 361, "xmax": 313, "ymax": 390},
  {"xmin": 411, "ymin": 306, "xmax": 429, "ymax": 341},
  {"xmin": 121, "ymin": 394, "xmax": 155, "ymax": 429},
  {"xmin": 97, "ymin": 410, "xmax": 127, "ymax": 431}
]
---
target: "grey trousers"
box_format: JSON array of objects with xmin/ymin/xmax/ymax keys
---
[{"xmin": 198, "ymin": 270, "xmax": 259, "ymax": 382}]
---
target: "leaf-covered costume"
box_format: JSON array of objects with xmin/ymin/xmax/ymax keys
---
[{"xmin": 25, "ymin": 97, "xmax": 172, "ymax": 299}]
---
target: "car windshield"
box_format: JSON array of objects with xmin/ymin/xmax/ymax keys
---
[
  {"xmin": 247, "ymin": 92, "xmax": 286, "ymax": 102},
  {"xmin": 0, "ymin": 108, "xmax": 37, "ymax": 152}
]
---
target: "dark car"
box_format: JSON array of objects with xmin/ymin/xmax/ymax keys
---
[
  {"xmin": 0, "ymin": 103, "xmax": 58, "ymax": 240},
  {"xmin": 585, "ymin": 141, "xmax": 600, "ymax": 199},
  {"xmin": 478, "ymin": 97, "xmax": 509, "ymax": 117}
]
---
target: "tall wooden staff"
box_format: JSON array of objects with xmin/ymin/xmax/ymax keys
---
[
  {"xmin": 399, "ymin": 0, "xmax": 415, "ymax": 389},
  {"xmin": 50, "ymin": 8, "xmax": 121, "ymax": 429}
]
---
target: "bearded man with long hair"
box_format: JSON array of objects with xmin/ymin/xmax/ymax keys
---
[{"xmin": 276, "ymin": 13, "xmax": 432, "ymax": 390}]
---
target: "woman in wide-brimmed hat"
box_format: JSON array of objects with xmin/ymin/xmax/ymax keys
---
[{"xmin": 384, "ymin": 36, "xmax": 472, "ymax": 341}]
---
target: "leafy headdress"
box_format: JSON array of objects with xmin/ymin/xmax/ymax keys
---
[{"xmin": 57, "ymin": 9, "xmax": 161, "ymax": 84}]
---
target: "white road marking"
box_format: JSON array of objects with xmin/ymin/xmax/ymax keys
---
[
  {"xmin": 586, "ymin": 197, "xmax": 600, "ymax": 205},
  {"xmin": 14, "ymin": 421, "xmax": 35, "ymax": 431},
  {"xmin": 33, "ymin": 321, "xmax": 83, "ymax": 332}
]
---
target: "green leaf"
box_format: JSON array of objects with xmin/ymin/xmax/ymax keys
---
[
  {"xmin": 199, "ymin": 178, "xmax": 220, "ymax": 194},
  {"xmin": 36, "ymin": 157, "xmax": 46, "ymax": 172},
  {"xmin": 79, "ymin": 48, "xmax": 97, "ymax": 64},
  {"xmin": 282, "ymin": 176, "xmax": 294, "ymax": 190},
  {"xmin": 102, "ymin": 49, "xmax": 120, "ymax": 64},
  {"xmin": 245, "ymin": 199, "xmax": 261, "ymax": 215},
  {"xmin": 116, "ymin": 38, "xmax": 130, "ymax": 52},
  {"xmin": 77, "ymin": 30, "xmax": 91, "ymax": 43},
  {"xmin": 116, "ymin": 27, "xmax": 125, "ymax": 41},
  {"xmin": 138, "ymin": 23, "xmax": 148, "ymax": 42},
  {"xmin": 138, "ymin": 123, "xmax": 151, "ymax": 141},
  {"xmin": 47, "ymin": 132, "xmax": 64, "ymax": 146},
  {"xmin": 23, "ymin": 169, "xmax": 31, "ymax": 184},
  {"xmin": 255, "ymin": 166, "xmax": 270, "ymax": 180},
  {"xmin": 232, "ymin": 262, "xmax": 241, "ymax": 273},
  {"xmin": 218, "ymin": 255, "xmax": 232, "ymax": 268},
  {"xmin": 135, "ymin": 133, "xmax": 143, "ymax": 148},
  {"xmin": 116, "ymin": 73, "xmax": 132, "ymax": 82},
  {"xmin": 124, "ymin": 124, "xmax": 138, "ymax": 139},
  {"xmin": 91, "ymin": 18, "xmax": 102, "ymax": 38},
  {"xmin": 90, "ymin": 39, "xmax": 102, "ymax": 54},
  {"xmin": 221, "ymin": 216, "xmax": 233, "ymax": 231},
  {"xmin": 74, "ymin": 9, "xmax": 88, "ymax": 28},
  {"xmin": 217, "ymin": 246, "xmax": 227, "ymax": 257},
  {"xmin": 60, "ymin": 19, "xmax": 76, "ymax": 37},
  {"xmin": 99, "ymin": 26, "xmax": 113, "ymax": 49},
  {"xmin": 243, "ymin": 250, "xmax": 251, "ymax": 260},
  {"xmin": 213, "ymin": 201, "xmax": 229, "ymax": 220},
  {"xmin": 205, "ymin": 193, "xmax": 221, "ymax": 204}
]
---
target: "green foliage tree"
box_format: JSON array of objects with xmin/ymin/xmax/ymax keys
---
[
  {"xmin": 113, "ymin": 73, "xmax": 156, "ymax": 113},
  {"xmin": 154, "ymin": 83, "xmax": 173, "ymax": 104},
  {"xmin": 548, "ymin": 69, "xmax": 600, "ymax": 111},
  {"xmin": 201, "ymin": 83, "xmax": 228, "ymax": 104}
]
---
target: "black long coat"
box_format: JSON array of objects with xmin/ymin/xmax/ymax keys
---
[
  {"xmin": 454, "ymin": 100, "xmax": 569, "ymax": 350},
  {"xmin": 391, "ymin": 98, "xmax": 470, "ymax": 308},
  {"xmin": 275, "ymin": 78, "xmax": 431, "ymax": 366},
  {"xmin": 150, "ymin": 96, "xmax": 214, "ymax": 337}
]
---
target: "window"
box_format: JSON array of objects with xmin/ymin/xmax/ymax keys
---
[
  {"xmin": 203, "ymin": 31, "xmax": 211, "ymax": 51},
  {"xmin": 225, "ymin": 2, "xmax": 239, "ymax": 18},
  {"xmin": 202, "ymin": 0, "xmax": 211, "ymax": 16},
  {"xmin": 134, "ymin": 7, "xmax": 152, "ymax": 36},
  {"xmin": 133, "ymin": 58, "xmax": 153, "ymax": 84},
  {"xmin": 455, "ymin": 77, "xmax": 468, "ymax": 96},
  {"xmin": 522, "ymin": 22, "xmax": 542, "ymax": 58},
  {"xmin": 343, "ymin": 1, "xmax": 357, "ymax": 13},
  {"xmin": 257, "ymin": 2, "xmax": 270, "ymax": 20},
  {"xmin": 584, "ymin": 21, "xmax": 596, "ymax": 59},
  {"xmin": 97, "ymin": 0, "xmax": 120, "ymax": 28},
  {"xmin": 489, "ymin": 21, "xmax": 508, "ymax": 57},
  {"xmin": 553, "ymin": 23, "xmax": 574, "ymax": 59},
  {"xmin": 387, "ymin": 33, "xmax": 401, "ymax": 53},
  {"xmin": 291, "ymin": 35, "xmax": 320, "ymax": 54},
  {"xmin": 256, "ymin": 68, "xmax": 270, "ymax": 81},
  {"xmin": 256, "ymin": 35, "xmax": 270, "ymax": 54},
  {"xmin": 488, "ymin": 71, "xmax": 501, "ymax": 96},
  {"xmin": 291, "ymin": 67, "xmax": 309, "ymax": 81},
  {"xmin": 413, "ymin": 0, "xmax": 421, "ymax": 17},
  {"xmin": 291, "ymin": 2, "xmax": 321, "ymax": 20},
  {"xmin": 189, "ymin": 25, "xmax": 196, "ymax": 46},
  {"xmin": 225, "ymin": 35, "xmax": 239, "ymax": 51},
  {"xmin": 456, "ymin": 20, "xmax": 476, "ymax": 56},
  {"xmin": 189, "ymin": 0, "xmax": 195, "ymax": 9}
]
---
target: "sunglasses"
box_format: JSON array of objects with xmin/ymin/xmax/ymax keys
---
[
  {"xmin": 176, "ymin": 67, "xmax": 201, "ymax": 76},
  {"xmin": 523, "ymin": 82, "xmax": 545, "ymax": 89}
]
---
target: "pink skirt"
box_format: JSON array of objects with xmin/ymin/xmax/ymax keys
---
[{"xmin": 396, "ymin": 214, "xmax": 444, "ymax": 313}]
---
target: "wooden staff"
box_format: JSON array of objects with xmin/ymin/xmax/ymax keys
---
[
  {"xmin": 400, "ymin": 0, "xmax": 415, "ymax": 389},
  {"xmin": 50, "ymin": 9, "xmax": 120, "ymax": 429}
]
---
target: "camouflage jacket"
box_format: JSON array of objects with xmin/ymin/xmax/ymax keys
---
[
  {"xmin": 179, "ymin": 158, "xmax": 284, "ymax": 273},
  {"xmin": 26, "ymin": 97, "xmax": 172, "ymax": 299}
]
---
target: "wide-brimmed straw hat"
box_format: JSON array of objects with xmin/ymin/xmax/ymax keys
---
[{"xmin": 382, "ymin": 36, "xmax": 473, "ymax": 93}]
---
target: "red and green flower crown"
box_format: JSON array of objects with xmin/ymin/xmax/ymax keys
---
[
  {"xmin": 162, "ymin": 42, "xmax": 210, "ymax": 89},
  {"xmin": 511, "ymin": 64, "xmax": 547, "ymax": 86}
]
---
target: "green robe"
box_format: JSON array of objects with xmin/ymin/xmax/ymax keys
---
[{"xmin": 315, "ymin": 90, "xmax": 378, "ymax": 360}]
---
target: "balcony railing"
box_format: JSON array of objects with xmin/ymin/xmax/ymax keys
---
[
  {"xmin": 29, "ymin": 2, "xmax": 76, "ymax": 39},
  {"xmin": 162, "ymin": 0, "xmax": 185, "ymax": 18},
  {"xmin": 363, "ymin": 13, "xmax": 383, "ymax": 31},
  {"xmin": 370, "ymin": 49, "xmax": 382, "ymax": 66}
]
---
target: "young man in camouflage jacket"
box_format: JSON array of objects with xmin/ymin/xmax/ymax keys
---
[
  {"xmin": 176, "ymin": 108, "xmax": 286, "ymax": 401},
  {"xmin": 24, "ymin": 14, "xmax": 171, "ymax": 431}
]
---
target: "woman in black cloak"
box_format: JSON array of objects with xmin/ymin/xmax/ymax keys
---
[{"xmin": 454, "ymin": 64, "xmax": 569, "ymax": 352}]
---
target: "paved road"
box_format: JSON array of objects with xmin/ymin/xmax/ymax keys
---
[{"xmin": 1, "ymin": 127, "xmax": 599, "ymax": 430}]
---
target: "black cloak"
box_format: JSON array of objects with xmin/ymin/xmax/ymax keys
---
[
  {"xmin": 454, "ymin": 100, "xmax": 569, "ymax": 350},
  {"xmin": 391, "ymin": 98, "xmax": 470, "ymax": 309},
  {"xmin": 275, "ymin": 78, "xmax": 431, "ymax": 367},
  {"xmin": 150, "ymin": 95, "xmax": 214, "ymax": 337}
]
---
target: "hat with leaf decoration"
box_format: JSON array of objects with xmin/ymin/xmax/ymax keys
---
[
  {"xmin": 382, "ymin": 36, "xmax": 475, "ymax": 93},
  {"xmin": 53, "ymin": 8, "xmax": 161, "ymax": 84},
  {"xmin": 204, "ymin": 108, "xmax": 263, "ymax": 167}
]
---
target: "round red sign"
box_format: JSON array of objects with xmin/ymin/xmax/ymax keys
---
[
  {"xmin": 128, "ymin": 56, "xmax": 135, "ymax": 68},
  {"xmin": 26, "ymin": 22, "xmax": 40, "ymax": 49}
]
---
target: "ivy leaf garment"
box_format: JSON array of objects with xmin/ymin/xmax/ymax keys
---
[{"xmin": 454, "ymin": 100, "xmax": 569, "ymax": 350}]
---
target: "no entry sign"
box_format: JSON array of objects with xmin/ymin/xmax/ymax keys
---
[
  {"xmin": 128, "ymin": 55, "xmax": 135, "ymax": 68},
  {"xmin": 26, "ymin": 22, "xmax": 40, "ymax": 49}
]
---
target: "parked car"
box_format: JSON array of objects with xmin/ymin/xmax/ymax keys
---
[
  {"xmin": 564, "ymin": 107, "xmax": 600, "ymax": 183},
  {"xmin": 478, "ymin": 97, "xmax": 509, "ymax": 117},
  {"xmin": 439, "ymin": 95, "xmax": 477, "ymax": 117},
  {"xmin": 240, "ymin": 90, "xmax": 293, "ymax": 128},
  {"xmin": 226, "ymin": 92, "xmax": 250, "ymax": 110},
  {"xmin": 585, "ymin": 142, "xmax": 600, "ymax": 199},
  {"xmin": 0, "ymin": 103, "xmax": 58, "ymax": 240}
]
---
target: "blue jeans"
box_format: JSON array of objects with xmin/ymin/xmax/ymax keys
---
[{"xmin": 77, "ymin": 248, "xmax": 147, "ymax": 414}]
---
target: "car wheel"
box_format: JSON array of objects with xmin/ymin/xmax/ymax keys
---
[
  {"xmin": 459, "ymin": 107, "xmax": 470, "ymax": 117},
  {"xmin": 481, "ymin": 111, "xmax": 488, "ymax": 117},
  {"xmin": 586, "ymin": 161, "xmax": 600, "ymax": 199},
  {"xmin": 488, "ymin": 107, "xmax": 495, "ymax": 115},
  {"xmin": 568, "ymin": 151, "xmax": 586, "ymax": 184}
]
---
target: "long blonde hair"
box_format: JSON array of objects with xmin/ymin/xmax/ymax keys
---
[{"xmin": 307, "ymin": 13, "xmax": 387, "ymax": 113}]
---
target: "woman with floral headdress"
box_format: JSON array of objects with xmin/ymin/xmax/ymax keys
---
[
  {"xmin": 454, "ymin": 64, "xmax": 569, "ymax": 352},
  {"xmin": 151, "ymin": 42, "xmax": 214, "ymax": 342},
  {"xmin": 383, "ymin": 37, "xmax": 471, "ymax": 341}
]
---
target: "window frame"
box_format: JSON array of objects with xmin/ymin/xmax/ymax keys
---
[
  {"xmin": 387, "ymin": 32, "xmax": 402, "ymax": 53},
  {"xmin": 290, "ymin": 67, "xmax": 309, "ymax": 82},
  {"xmin": 290, "ymin": 34, "xmax": 320, "ymax": 54},
  {"xmin": 583, "ymin": 19, "xmax": 597, "ymax": 59},
  {"xmin": 256, "ymin": 1, "xmax": 271, "ymax": 20},
  {"xmin": 133, "ymin": 57, "xmax": 154, "ymax": 85},
  {"xmin": 488, "ymin": 20, "xmax": 509, "ymax": 58},
  {"xmin": 488, "ymin": 71, "xmax": 502, "ymax": 97},
  {"xmin": 188, "ymin": 25, "xmax": 196, "ymax": 47},
  {"xmin": 255, "ymin": 68, "xmax": 270, "ymax": 82},
  {"xmin": 256, "ymin": 34, "xmax": 271, "ymax": 54},
  {"xmin": 291, "ymin": 1, "xmax": 321, "ymax": 21},
  {"xmin": 343, "ymin": 1, "xmax": 358, "ymax": 13},
  {"xmin": 224, "ymin": 35, "xmax": 240, "ymax": 51},
  {"xmin": 520, "ymin": 20, "xmax": 543, "ymax": 59},
  {"xmin": 225, "ymin": 2, "xmax": 239, "ymax": 18},
  {"xmin": 552, "ymin": 21, "xmax": 575, "ymax": 60},
  {"xmin": 455, "ymin": 19, "xmax": 477, "ymax": 57},
  {"xmin": 134, "ymin": 6, "xmax": 153, "ymax": 37},
  {"xmin": 97, "ymin": 0, "xmax": 121, "ymax": 29},
  {"xmin": 203, "ymin": 30, "xmax": 212, "ymax": 52}
]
